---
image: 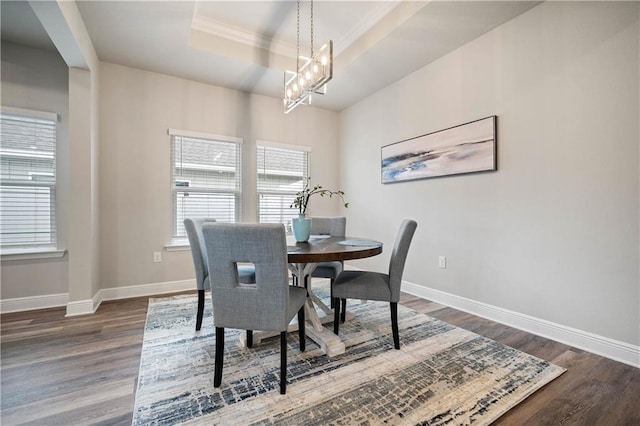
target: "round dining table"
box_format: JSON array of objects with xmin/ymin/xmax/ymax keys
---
[
  {"xmin": 245, "ymin": 235, "xmax": 383, "ymax": 356},
  {"xmin": 287, "ymin": 235, "xmax": 383, "ymax": 356}
]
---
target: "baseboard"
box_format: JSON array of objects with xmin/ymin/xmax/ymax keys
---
[
  {"xmin": 0, "ymin": 293, "xmax": 69, "ymax": 314},
  {"xmin": 5, "ymin": 278, "xmax": 637, "ymax": 367},
  {"xmin": 66, "ymin": 291, "xmax": 102, "ymax": 317},
  {"xmin": 2, "ymin": 279, "xmax": 196, "ymax": 316},
  {"xmin": 67, "ymin": 279, "xmax": 195, "ymax": 316},
  {"xmin": 100, "ymin": 279, "xmax": 195, "ymax": 301},
  {"xmin": 402, "ymin": 281, "xmax": 640, "ymax": 368}
]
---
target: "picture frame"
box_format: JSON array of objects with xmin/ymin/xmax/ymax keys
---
[{"xmin": 381, "ymin": 115, "xmax": 497, "ymax": 183}]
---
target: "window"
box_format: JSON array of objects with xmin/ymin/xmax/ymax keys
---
[
  {"xmin": 257, "ymin": 142, "xmax": 310, "ymax": 228},
  {"xmin": 170, "ymin": 129, "xmax": 242, "ymax": 241},
  {"xmin": 0, "ymin": 107, "xmax": 57, "ymax": 250}
]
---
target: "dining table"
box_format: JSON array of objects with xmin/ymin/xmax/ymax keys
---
[{"xmin": 244, "ymin": 234, "xmax": 383, "ymax": 357}]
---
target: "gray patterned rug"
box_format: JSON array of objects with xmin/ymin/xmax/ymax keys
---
[{"xmin": 133, "ymin": 283, "xmax": 565, "ymax": 425}]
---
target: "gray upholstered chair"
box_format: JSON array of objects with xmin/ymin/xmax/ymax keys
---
[
  {"xmin": 332, "ymin": 219, "xmax": 417, "ymax": 350},
  {"xmin": 309, "ymin": 217, "xmax": 346, "ymax": 306},
  {"xmin": 202, "ymin": 222, "xmax": 307, "ymax": 395},
  {"xmin": 184, "ymin": 218, "xmax": 256, "ymax": 331}
]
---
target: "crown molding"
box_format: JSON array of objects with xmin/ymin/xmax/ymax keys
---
[
  {"xmin": 191, "ymin": 14, "xmax": 296, "ymax": 58},
  {"xmin": 190, "ymin": 1, "xmax": 402, "ymax": 60},
  {"xmin": 334, "ymin": 1, "xmax": 400, "ymax": 56}
]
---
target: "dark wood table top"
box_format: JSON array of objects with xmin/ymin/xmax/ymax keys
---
[{"xmin": 287, "ymin": 235, "xmax": 383, "ymax": 263}]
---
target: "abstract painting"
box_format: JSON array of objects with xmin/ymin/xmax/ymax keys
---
[{"xmin": 381, "ymin": 116, "xmax": 497, "ymax": 183}]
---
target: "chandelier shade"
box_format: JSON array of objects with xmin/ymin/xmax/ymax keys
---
[{"xmin": 283, "ymin": 0, "xmax": 333, "ymax": 114}]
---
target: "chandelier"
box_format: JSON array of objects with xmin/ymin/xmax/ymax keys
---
[{"xmin": 283, "ymin": 0, "xmax": 333, "ymax": 114}]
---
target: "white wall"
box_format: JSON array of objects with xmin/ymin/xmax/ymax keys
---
[
  {"xmin": 98, "ymin": 62, "xmax": 340, "ymax": 289},
  {"xmin": 339, "ymin": 2, "xmax": 639, "ymax": 347},
  {"xmin": 0, "ymin": 41, "xmax": 69, "ymax": 299}
]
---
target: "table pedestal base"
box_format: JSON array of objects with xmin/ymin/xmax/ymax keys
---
[{"xmin": 238, "ymin": 310, "xmax": 354, "ymax": 357}]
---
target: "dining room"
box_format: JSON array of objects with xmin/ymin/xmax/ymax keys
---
[{"xmin": 1, "ymin": 1, "xmax": 639, "ymax": 424}]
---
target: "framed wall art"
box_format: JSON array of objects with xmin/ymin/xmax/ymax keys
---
[{"xmin": 381, "ymin": 115, "xmax": 497, "ymax": 183}]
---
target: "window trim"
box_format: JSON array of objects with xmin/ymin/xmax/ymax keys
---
[
  {"xmin": 0, "ymin": 106, "xmax": 57, "ymax": 122},
  {"xmin": 168, "ymin": 128, "xmax": 242, "ymax": 145},
  {"xmin": 0, "ymin": 106, "xmax": 59, "ymax": 255},
  {"xmin": 1, "ymin": 249, "xmax": 66, "ymax": 261},
  {"xmin": 169, "ymin": 129, "xmax": 243, "ymax": 245},
  {"xmin": 256, "ymin": 140, "xmax": 311, "ymax": 227},
  {"xmin": 256, "ymin": 139, "xmax": 311, "ymax": 153}
]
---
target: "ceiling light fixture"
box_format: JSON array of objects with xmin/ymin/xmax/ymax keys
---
[{"xmin": 283, "ymin": 0, "xmax": 333, "ymax": 114}]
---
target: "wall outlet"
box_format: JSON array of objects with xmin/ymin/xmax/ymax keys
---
[
  {"xmin": 438, "ymin": 256, "xmax": 447, "ymax": 269},
  {"xmin": 153, "ymin": 251, "xmax": 162, "ymax": 263}
]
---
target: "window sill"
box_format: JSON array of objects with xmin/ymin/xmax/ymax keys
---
[
  {"xmin": 166, "ymin": 240, "xmax": 190, "ymax": 251},
  {"xmin": 1, "ymin": 248, "xmax": 67, "ymax": 261}
]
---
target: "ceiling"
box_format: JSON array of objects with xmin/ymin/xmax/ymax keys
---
[{"xmin": 1, "ymin": 1, "xmax": 541, "ymax": 112}]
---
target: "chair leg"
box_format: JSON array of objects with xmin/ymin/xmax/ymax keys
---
[
  {"xmin": 330, "ymin": 279, "xmax": 334, "ymax": 308},
  {"xmin": 196, "ymin": 289, "xmax": 205, "ymax": 331},
  {"xmin": 341, "ymin": 299, "xmax": 346, "ymax": 323},
  {"xmin": 280, "ymin": 331, "xmax": 287, "ymax": 394},
  {"xmin": 214, "ymin": 327, "xmax": 225, "ymax": 387},
  {"xmin": 391, "ymin": 302, "xmax": 400, "ymax": 350},
  {"xmin": 298, "ymin": 306, "xmax": 306, "ymax": 352},
  {"xmin": 246, "ymin": 330, "xmax": 253, "ymax": 348},
  {"xmin": 333, "ymin": 298, "xmax": 340, "ymax": 335}
]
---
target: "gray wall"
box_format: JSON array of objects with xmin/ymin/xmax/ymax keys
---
[
  {"xmin": 98, "ymin": 62, "xmax": 340, "ymax": 289},
  {"xmin": 2, "ymin": 2, "xmax": 638, "ymax": 353},
  {"xmin": 0, "ymin": 50, "xmax": 341, "ymax": 299},
  {"xmin": 0, "ymin": 41, "xmax": 69, "ymax": 299},
  {"xmin": 338, "ymin": 2, "xmax": 639, "ymax": 346}
]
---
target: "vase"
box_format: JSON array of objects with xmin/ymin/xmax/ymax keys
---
[{"xmin": 292, "ymin": 214, "xmax": 311, "ymax": 242}]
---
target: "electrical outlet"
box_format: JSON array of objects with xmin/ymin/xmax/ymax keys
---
[
  {"xmin": 438, "ymin": 256, "xmax": 446, "ymax": 269},
  {"xmin": 154, "ymin": 251, "xmax": 162, "ymax": 263}
]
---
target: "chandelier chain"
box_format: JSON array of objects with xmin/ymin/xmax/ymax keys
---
[
  {"xmin": 296, "ymin": 0, "xmax": 300, "ymax": 75},
  {"xmin": 310, "ymin": 0, "xmax": 314, "ymax": 58}
]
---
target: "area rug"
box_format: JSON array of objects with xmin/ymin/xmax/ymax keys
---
[{"xmin": 133, "ymin": 283, "xmax": 565, "ymax": 425}]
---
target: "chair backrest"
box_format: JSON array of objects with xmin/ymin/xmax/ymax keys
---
[
  {"xmin": 203, "ymin": 223, "xmax": 290, "ymax": 331},
  {"xmin": 388, "ymin": 219, "xmax": 418, "ymax": 302},
  {"xmin": 184, "ymin": 217, "xmax": 217, "ymax": 290},
  {"xmin": 310, "ymin": 216, "xmax": 346, "ymax": 237}
]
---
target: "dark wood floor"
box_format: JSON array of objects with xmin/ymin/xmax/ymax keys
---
[{"xmin": 1, "ymin": 290, "xmax": 639, "ymax": 425}]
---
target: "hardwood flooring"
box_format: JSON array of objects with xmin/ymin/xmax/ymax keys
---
[{"xmin": 1, "ymin": 290, "xmax": 639, "ymax": 425}]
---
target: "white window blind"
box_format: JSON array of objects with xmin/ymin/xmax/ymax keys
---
[
  {"xmin": 171, "ymin": 131, "xmax": 241, "ymax": 239},
  {"xmin": 0, "ymin": 108, "xmax": 57, "ymax": 249},
  {"xmin": 257, "ymin": 142, "xmax": 309, "ymax": 228}
]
